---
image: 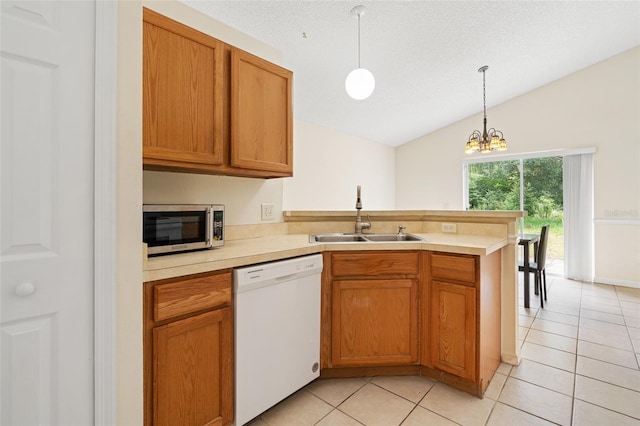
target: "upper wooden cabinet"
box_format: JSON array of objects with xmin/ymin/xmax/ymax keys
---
[
  {"xmin": 231, "ymin": 49, "xmax": 293, "ymax": 174},
  {"xmin": 143, "ymin": 8, "xmax": 225, "ymax": 169},
  {"xmin": 142, "ymin": 8, "xmax": 293, "ymax": 178}
]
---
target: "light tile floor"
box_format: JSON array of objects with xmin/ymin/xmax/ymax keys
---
[{"xmin": 247, "ymin": 262, "xmax": 640, "ymax": 426}]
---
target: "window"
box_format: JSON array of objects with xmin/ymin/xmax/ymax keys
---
[{"xmin": 464, "ymin": 155, "xmax": 564, "ymax": 260}]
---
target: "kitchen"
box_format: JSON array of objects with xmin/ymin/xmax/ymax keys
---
[
  {"xmin": 136, "ymin": 1, "xmax": 639, "ymax": 423},
  {"xmin": 1, "ymin": 0, "xmax": 638, "ymax": 425}
]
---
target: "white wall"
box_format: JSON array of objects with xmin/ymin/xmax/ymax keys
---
[
  {"xmin": 144, "ymin": 172, "xmax": 284, "ymax": 225},
  {"xmin": 396, "ymin": 47, "xmax": 640, "ymax": 286},
  {"xmin": 283, "ymin": 120, "xmax": 396, "ymax": 211},
  {"xmin": 144, "ymin": 120, "xmax": 395, "ymax": 224}
]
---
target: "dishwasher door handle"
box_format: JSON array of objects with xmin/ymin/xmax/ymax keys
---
[{"xmin": 275, "ymin": 273, "xmax": 299, "ymax": 282}]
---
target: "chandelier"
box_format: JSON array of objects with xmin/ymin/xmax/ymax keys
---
[
  {"xmin": 464, "ymin": 66, "xmax": 507, "ymax": 154},
  {"xmin": 345, "ymin": 5, "xmax": 375, "ymax": 100}
]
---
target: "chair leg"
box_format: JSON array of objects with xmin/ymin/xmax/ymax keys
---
[
  {"xmin": 538, "ymin": 271, "xmax": 544, "ymax": 308},
  {"xmin": 542, "ymin": 269, "xmax": 547, "ymax": 301},
  {"xmin": 534, "ymin": 272, "xmax": 539, "ymax": 295}
]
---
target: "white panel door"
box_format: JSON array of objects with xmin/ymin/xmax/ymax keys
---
[{"xmin": 1, "ymin": 1, "xmax": 95, "ymax": 424}]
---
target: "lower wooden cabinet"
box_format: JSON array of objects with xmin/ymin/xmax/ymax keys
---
[
  {"xmin": 323, "ymin": 251, "xmax": 420, "ymax": 369},
  {"xmin": 144, "ymin": 270, "xmax": 234, "ymax": 426},
  {"xmin": 332, "ymin": 278, "xmax": 418, "ymax": 366},
  {"xmin": 429, "ymin": 280, "xmax": 477, "ymax": 380},
  {"xmin": 321, "ymin": 249, "xmax": 501, "ymax": 397},
  {"xmin": 422, "ymin": 251, "xmax": 501, "ymax": 396}
]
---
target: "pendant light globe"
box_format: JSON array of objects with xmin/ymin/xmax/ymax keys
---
[
  {"xmin": 346, "ymin": 67, "xmax": 375, "ymax": 100},
  {"xmin": 345, "ymin": 5, "xmax": 374, "ymax": 100}
]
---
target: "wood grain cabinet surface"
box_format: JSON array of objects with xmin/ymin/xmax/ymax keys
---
[
  {"xmin": 143, "ymin": 8, "xmax": 225, "ymax": 170},
  {"xmin": 231, "ymin": 49, "xmax": 293, "ymax": 174},
  {"xmin": 429, "ymin": 279, "xmax": 477, "ymax": 380},
  {"xmin": 321, "ymin": 250, "xmax": 501, "ymax": 397},
  {"xmin": 422, "ymin": 251, "xmax": 501, "ymax": 396},
  {"xmin": 323, "ymin": 252, "xmax": 420, "ymax": 369},
  {"xmin": 142, "ymin": 8, "xmax": 292, "ymax": 178},
  {"xmin": 144, "ymin": 269, "xmax": 234, "ymax": 426}
]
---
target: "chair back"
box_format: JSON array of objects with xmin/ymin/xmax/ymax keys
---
[{"xmin": 537, "ymin": 224, "xmax": 550, "ymax": 269}]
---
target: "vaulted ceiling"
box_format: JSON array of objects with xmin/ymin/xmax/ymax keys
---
[{"xmin": 183, "ymin": 1, "xmax": 640, "ymax": 147}]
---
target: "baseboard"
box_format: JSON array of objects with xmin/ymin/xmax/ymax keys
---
[{"xmin": 593, "ymin": 276, "xmax": 640, "ymax": 289}]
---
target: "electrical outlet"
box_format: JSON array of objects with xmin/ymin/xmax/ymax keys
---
[
  {"xmin": 442, "ymin": 223, "xmax": 457, "ymax": 233},
  {"xmin": 261, "ymin": 203, "xmax": 275, "ymax": 221}
]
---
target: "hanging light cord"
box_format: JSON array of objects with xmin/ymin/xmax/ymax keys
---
[{"xmin": 357, "ymin": 13, "xmax": 361, "ymax": 68}]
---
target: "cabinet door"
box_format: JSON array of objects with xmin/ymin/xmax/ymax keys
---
[
  {"xmin": 332, "ymin": 279, "xmax": 418, "ymax": 366},
  {"xmin": 153, "ymin": 307, "xmax": 233, "ymax": 426},
  {"xmin": 143, "ymin": 8, "xmax": 225, "ymax": 168},
  {"xmin": 231, "ymin": 49, "xmax": 293, "ymax": 175},
  {"xmin": 430, "ymin": 280, "xmax": 476, "ymax": 380}
]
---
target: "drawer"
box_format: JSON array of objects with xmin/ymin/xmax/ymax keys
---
[
  {"xmin": 430, "ymin": 252, "xmax": 477, "ymax": 285},
  {"xmin": 331, "ymin": 251, "xmax": 419, "ymax": 277},
  {"xmin": 153, "ymin": 270, "xmax": 231, "ymax": 322}
]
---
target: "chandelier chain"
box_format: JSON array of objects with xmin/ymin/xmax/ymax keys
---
[{"xmin": 482, "ymin": 69, "xmax": 487, "ymax": 118}]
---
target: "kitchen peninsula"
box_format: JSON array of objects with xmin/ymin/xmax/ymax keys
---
[
  {"xmin": 143, "ymin": 210, "xmax": 523, "ymax": 423},
  {"xmin": 144, "ymin": 210, "xmax": 523, "ymax": 358}
]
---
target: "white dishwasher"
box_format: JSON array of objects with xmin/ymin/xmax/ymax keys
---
[{"xmin": 233, "ymin": 253, "xmax": 323, "ymax": 426}]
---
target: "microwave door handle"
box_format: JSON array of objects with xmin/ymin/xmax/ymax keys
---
[{"xmin": 206, "ymin": 207, "xmax": 213, "ymax": 247}]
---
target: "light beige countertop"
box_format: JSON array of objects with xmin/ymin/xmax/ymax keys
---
[{"xmin": 143, "ymin": 232, "xmax": 507, "ymax": 282}]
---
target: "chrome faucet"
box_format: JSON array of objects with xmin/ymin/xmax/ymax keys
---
[{"xmin": 355, "ymin": 185, "xmax": 371, "ymax": 234}]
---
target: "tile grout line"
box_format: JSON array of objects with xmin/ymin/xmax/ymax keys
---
[
  {"xmin": 569, "ymin": 278, "xmax": 586, "ymax": 425},
  {"xmin": 618, "ymin": 286, "xmax": 640, "ymax": 370}
]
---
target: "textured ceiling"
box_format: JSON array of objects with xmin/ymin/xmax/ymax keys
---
[{"xmin": 182, "ymin": 1, "xmax": 640, "ymax": 147}]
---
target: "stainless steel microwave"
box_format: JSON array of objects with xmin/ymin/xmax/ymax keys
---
[{"xmin": 143, "ymin": 204, "xmax": 224, "ymax": 256}]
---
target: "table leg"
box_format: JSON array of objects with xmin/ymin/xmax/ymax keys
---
[{"xmin": 523, "ymin": 243, "xmax": 530, "ymax": 308}]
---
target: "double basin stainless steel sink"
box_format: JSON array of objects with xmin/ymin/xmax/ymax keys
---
[{"xmin": 309, "ymin": 233, "xmax": 426, "ymax": 243}]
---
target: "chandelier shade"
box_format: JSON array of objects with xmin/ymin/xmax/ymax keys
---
[
  {"xmin": 345, "ymin": 5, "xmax": 375, "ymax": 100},
  {"xmin": 465, "ymin": 66, "xmax": 507, "ymax": 154}
]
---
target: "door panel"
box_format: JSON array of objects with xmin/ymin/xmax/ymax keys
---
[
  {"xmin": 332, "ymin": 279, "xmax": 418, "ymax": 366},
  {"xmin": 231, "ymin": 49, "xmax": 293, "ymax": 174},
  {"xmin": 430, "ymin": 280, "xmax": 477, "ymax": 380},
  {"xmin": 153, "ymin": 308, "xmax": 232, "ymax": 426},
  {"xmin": 1, "ymin": 1, "xmax": 95, "ymax": 424}
]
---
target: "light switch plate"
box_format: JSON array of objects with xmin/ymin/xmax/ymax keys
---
[
  {"xmin": 261, "ymin": 203, "xmax": 275, "ymax": 221},
  {"xmin": 442, "ymin": 223, "xmax": 457, "ymax": 233}
]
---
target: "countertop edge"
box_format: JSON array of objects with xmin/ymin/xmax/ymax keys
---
[{"xmin": 143, "ymin": 234, "xmax": 508, "ymax": 282}]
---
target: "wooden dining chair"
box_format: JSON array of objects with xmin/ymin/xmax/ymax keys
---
[{"xmin": 519, "ymin": 224, "xmax": 550, "ymax": 308}]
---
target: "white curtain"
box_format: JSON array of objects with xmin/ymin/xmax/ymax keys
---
[{"xmin": 563, "ymin": 154, "xmax": 594, "ymax": 281}]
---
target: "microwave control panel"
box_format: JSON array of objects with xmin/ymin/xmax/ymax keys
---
[{"xmin": 212, "ymin": 208, "xmax": 224, "ymax": 242}]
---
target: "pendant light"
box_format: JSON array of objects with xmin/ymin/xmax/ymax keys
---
[
  {"xmin": 464, "ymin": 66, "xmax": 508, "ymax": 154},
  {"xmin": 345, "ymin": 5, "xmax": 375, "ymax": 100}
]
